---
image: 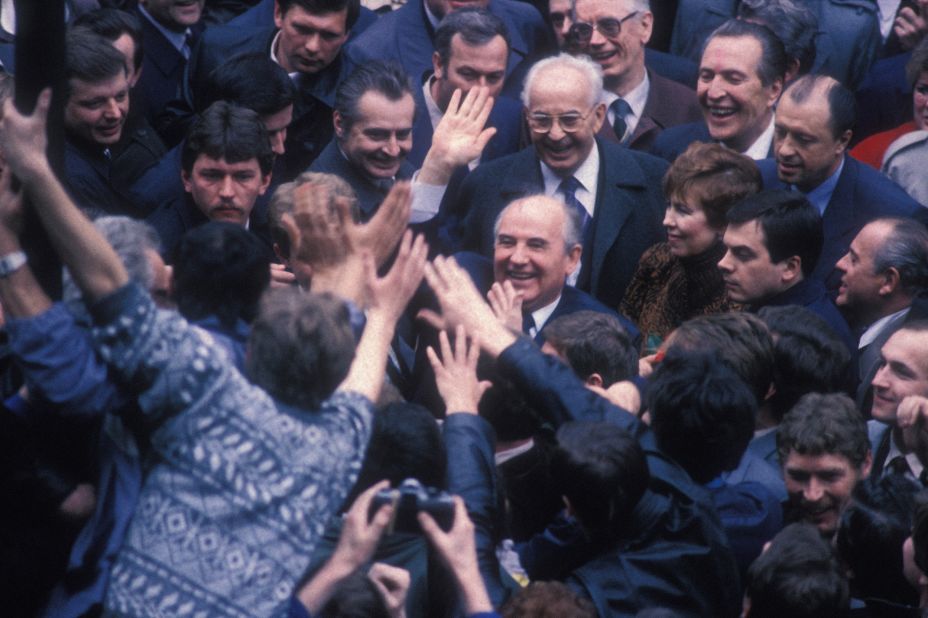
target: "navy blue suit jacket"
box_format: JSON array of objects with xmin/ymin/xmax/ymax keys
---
[
  {"xmin": 650, "ymin": 120, "xmax": 775, "ymax": 163},
  {"xmin": 757, "ymin": 156, "xmax": 927, "ymax": 292},
  {"xmin": 226, "ymin": 0, "xmax": 378, "ymax": 41},
  {"xmin": 644, "ymin": 48, "xmax": 698, "ymax": 90},
  {"xmin": 345, "ymin": 0, "xmax": 552, "ymax": 99},
  {"xmin": 408, "ymin": 83, "xmax": 523, "ymax": 169},
  {"xmin": 134, "ymin": 8, "xmax": 202, "ymax": 123},
  {"xmin": 63, "ymin": 139, "xmax": 139, "ymax": 218},
  {"xmin": 450, "ymin": 139, "xmax": 668, "ymax": 308},
  {"xmin": 751, "ymin": 277, "xmax": 855, "ymax": 353}
]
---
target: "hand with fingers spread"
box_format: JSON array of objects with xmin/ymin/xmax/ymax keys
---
[
  {"xmin": 356, "ymin": 181, "xmax": 412, "ymax": 266},
  {"xmin": 367, "ymin": 562, "xmax": 410, "ymax": 618},
  {"xmin": 418, "ymin": 496, "xmax": 493, "ymax": 615},
  {"xmin": 487, "ymin": 280, "xmax": 523, "ymax": 332},
  {"xmin": 418, "ymin": 87, "xmax": 497, "ymax": 186},
  {"xmin": 894, "ymin": 0, "xmax": 928, "ymax": 51},
  {"xmin": 364, "ymin": 230, "xmax": 428, "ymax": 320},
  {"xmin": 427, "ymin": 324, "xmax": 492, "ymax": 414}
]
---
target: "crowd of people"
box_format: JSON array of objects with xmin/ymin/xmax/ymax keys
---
[{"xmin": 1, "ymin": 0, "xmax": 928, "ymax": 616}]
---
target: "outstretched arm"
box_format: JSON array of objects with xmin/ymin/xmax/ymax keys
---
[
  {"xmin": 0, "ymin": 90, "xmax": 128, "ymax": 302},
  {"xmin": 0, "ymin": 165, "xmax": 51, "ymax": 318}
]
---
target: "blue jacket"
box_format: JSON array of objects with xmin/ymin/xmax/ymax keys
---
[{"xmin": 64, "ymin": 138, "xmax": 139, "ymax": 218}]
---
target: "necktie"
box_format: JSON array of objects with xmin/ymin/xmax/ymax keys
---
[
  {"xmin": 559, "ymin": 176, "xmax": 591, "ymax": 234},
  {"xmin": 522, "ymin": 312, "xmax": 536, "ymax": 338},
  {"xmin": 609, "ymin": 98, "xmax": 632, "ymax": 143},
  {"xmin": 182, "ymin": 30, "xmax": 194, "ymax": 61}
]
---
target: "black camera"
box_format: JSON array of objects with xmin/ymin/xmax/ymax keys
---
[{"xmin": 369, "ymin": 478, "xmax": 455, "ymax": 534}]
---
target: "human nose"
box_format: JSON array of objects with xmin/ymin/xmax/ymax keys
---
[
  {"xmin": 270, "ymin": 131, "xmax": 286, "ymax": 155},
  {"xmin": 803, "ymin": 477, "xmax": 825, "ymax": 503},
  {"xmin": 304, "ymin": 33, "xmax": 320, "ymax": 53},
  {"xmin": 662, "ymin": 206, "xmax": 675, "ymax": 228},
  {"xmin": 706, "ymin": 76, "xmax": 727, "ymax": 101},
  {"xmin": 777, "ymin": 135, "xmax": 796, "ymax": 159},
  {"xmin": 871, "ymin": 363, "xmax": 890, "ymax": 391},
  {"xmin": 589, "ymin": 23, "xmax": 607, "ymax": 46},
  {"xmin": 218, "ymin": 175, "xmax": 235, "ymax": 198},
  {"xmin": 717, "ymin": 249, "xmax": 733, "ymax": 273},
  {"xmin": 835, "ymin": 252, "xmax": 849, "ymax": 273},
  {"xmin": 383, "ymin": 134, "xmax": 401, "ymax": 157},
  {"xmin": 510, "ymin": 243, "xmax": 529, "ymax": 265},
  {"xmin": 103, "ymin": 98, "xmax": 120, "ymax": 119}
]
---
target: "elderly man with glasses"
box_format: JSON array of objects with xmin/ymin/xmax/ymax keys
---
[
  {"xmin": 449, "ymin": 52, "xmax": 667, "ymax": 307},
  {"xmin": 565, "ymin": 0, "xmax": 701, "ymax": 152}
]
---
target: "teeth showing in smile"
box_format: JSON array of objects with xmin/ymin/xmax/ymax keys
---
[
  {"xmin": 709, "ymin": 107, "xmax": 736, "ymax": 118},
  {"xmin": 507, "ymin": 272, "xmax": 535, "ymax": 280}
]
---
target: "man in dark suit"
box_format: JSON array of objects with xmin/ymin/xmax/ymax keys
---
[
  {"xmin": 187, "ymin": 0, "xmax": 362, "ymax": 178},
  {"xmin": 134, "ymin": 0, "xmax": 205, "ymax": 123},
  {"xmin": 756, "ymin": 74, "xmax": 926, "ymax": 291},
  {"xmin": 834, "ymin": 218, "xmax": 928, "ymax": 410},
  {"xmin": 452, "ymin": 53, "xmax": 667, "ymax": 308},
  {"xmin": 345, "ymin": 0, "xmax": 553, "ymax": 99},
  {"xmin": 408, "ymin": 8, "xmax": 522, "ymax": 168},
  {"xmin": 569, "ymin": 0, "xmax": 702, "ymax": 152},
  {"xmin": 651, "ymin": 19, "xmax": 785, "ymax": 162}
]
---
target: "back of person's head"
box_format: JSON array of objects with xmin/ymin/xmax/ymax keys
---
[
  {"xmin": 278, "ymin": 0, "xmax": 361, "ymax": 30},
  {"xmin": 434, "ymin": 8, "xmax": 511, "ymax": 68},
  {"xmin": 181, "ymin": 101, "xmax": 274, "ymax": 175},
  {"xmin": 479, "ymin": 376, "xmax": 544, "ymax": 442},
  {"xmin": 500, "ymin": 581, "xmax": 597, "ymax": 617},
  {"xmin": 776, "ymin": 393, "xmax": 869, "ymax": 468},
  {"xmin": 551, "ymin": 421, "xmax": 649, "ymax": 540},
  {"xmin": 784, "ymin": 74, "xmax": 857, "ymax": 139},
  {"xmin": 757, "ymin": 305, "xmax": 851, "ymax": 422},
  {"xmin": 745, "ymin": 523, "xmax": 849, "ymax": 618},
  {"xmin": 668, "ymin": 312, "xmax": 775, "ymax": 405},
  {"xmin": 836, "ymin": 474, "xmax": 921, "ymax": 606},
  {"xmin": 541, "ymin": 311, "xmax": 637, "ymax": 387},
  {"xmin": 317, "ymin": 569, "xmax": 390, "ymax": 618},
  {"xmin": 345, "ymin": 401, "xmax": 446, "ymax": 507},
  {"xmin": 334, "ymin": 61, "xmax": 412, "ymax": 132},
  {"xmin": 736, "ymin": 0, "xmax": 817, "ymax": 76},
  {"xmin": 704, "ymin": 19, "xmax": 788, "ymax": 87},
  {"xmin": 662, "ymin": 142, "xmax": 762, "ymax": 229},
  {"xmin": 246, "ymin": 289, "xmax": 355, "ymax": 410},
  {"xmin": 72, "ymin": 8, "xmax": 143, "ymax": 71},
  {"xmin": 172, "ymin": 222, "xmax": 270, "ymax": 328},
  {"xmin": 200, "ymin": 52, "xmax": 297, "ymax": 116},
  {"xmin": 64, "ymin": 28, "xmax": 126, "ymax": 92},
  {"xmin": 872, "ymin": 217, "xmax": 928, "ymax": 298},
  {"xmin": 727, "ymin": 189, "xmax": 823, "ymax": 278},
  {"xmin": 648, "ymin": 349, "xmax": 757, "ymax": 483}
]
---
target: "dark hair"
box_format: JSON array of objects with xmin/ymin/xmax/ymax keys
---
[
  {"xmin": 65, "ymin": 28, "xmax": 127, "ymax": 92},
  {"xmin": 663, "ymin": 142, "xmax": 762, "ymax": 229},
  {"xmin": 737, "ymin": 0, "xmax": 817, "ymax": 76},
  {"xmin": 344, "ymin": 401, "xmax": 446, "ymax": 508},
  {"xmin": 500, "ymin": 581, "xmax": 597, "ymax": 618},
  {"xmin": 776, "ymin": 393, "xmax": 869, "ymax": 468},
  {"xmin": 200, "ymin": 52, "xmax": 297, "ymax": 116},
  {"xmin": 181, "ymin": 101, "xmax": 275, "ymax": 175},
  {"xmin": 318, "ymin": 570, "xmax": 390, "ymax": 618},
  {"xmin": 668, "ymin": 312, "xmax": 775, "ymax": 405},
  {"xmin": 871, "ymin": 217, "xmax": 928, "ymax": 297},
  {"xmin": 745, "ymin": 523, "xmax": 849, "ymax": 618},
  {"xmin": 173, "ymin": 223, "xmax": 271, "ymax": 328},
  {"xmin": 703, "ymin": 19, "xmax": 788, "ymax": 87},
  {"xmin": 647, "ymin": 350, "xmax": 757, "ymax": 483},
  {"xmin": 785, "ymin": 74, "xmax": 857, "ymax": 138},
  {"xmin": 278, "ymin": 0, "xmax": 361, "ymax": 29},
  {"xmin": 551, "ymin": 421, "xmax": 649, "ymax": 541},
  {"xmin": 913, "ymin": 490, "xmax": 928, "ymax": 576},
  {"xmin": 836, "ymin": 475, "xmax": 921, "ymax": 606},
  {"xmin": 541, "ymin": 311, "xmax": 637, "ymax": 387},
  {"xmin": 434, "ymin": 8, "xmax": 510, "ymax": 69},
  {"xmin": 905, "ymin": 37, "xmax": 928, "ymax": 87},
  {"xmin": 246, "ymin": 290, "xmax": 355, "ymax": 410},
  {"xmin": 72, "ymin": 8, "xmax": 143, "ymax": 72},
  {"xmin": 726, "ymin": 189, "xmax": 823, "ymax": 278},
  {"xmin": 479, "ymin": 376, "xmax": 544, "ymax": 442},
  {"xmin": 757, "ymin": 305, "xmax": 851, "ymax": 422},
  {"xmin": 335, "ymin": 61, "xmax": 412, "ymax": 131}
]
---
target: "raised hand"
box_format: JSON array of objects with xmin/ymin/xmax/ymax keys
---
[
  {"xmin": 487, "ymin": 280, "xmax": 523, "ymax": 332},
  {"xmin": 356, "ymin": 181, "xmax": 411, "ymax": 267},
  {"xmin": 364, "ymin": 230, "xmax": 428, "ymax": 321},
  {"xmin": 427, "ymin": 324, "xmax": 491, "ymax": 414},
  {"xmin": 0, "ymin": 88, "xmax": 51, "ymax": 184},
  {"xmin": 894, "ymin": 0, "xmax": 928, "ymax": 51},
  {"xmin": 418, "ymin": 87, "xmax": 497, "ymax": 186},
  {"xmin": 898, "ymin": 395, "xmax": 928, "ymax": 463}
]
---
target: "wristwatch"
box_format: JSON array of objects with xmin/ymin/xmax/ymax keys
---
[{"xmin": 0, "ymin": 251, "xmax": 27, "ymax": 277}]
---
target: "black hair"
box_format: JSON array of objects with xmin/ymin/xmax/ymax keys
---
[
  {"xmin": 278, "ymin": 0, "xmax": 361, "ymax": 29},
  {"xmin": 786, "ymin": 74, "xmax": 857, "ymax": 138},
  {"xmin": 335, "ymin": 61, "xmax": 412, "ymax": 131},
  {"xmin": 434, "ymin": 8, "xmax": 510, "ymax": 69},
  {"xmin": 647, "ymin": 349, "xmax": 757, "ymax": 483},
  {"xmin": 65, "ymin": 28, "xmax": 127, "ymax": 93},
  {"xmin": 181, "ymin": 101, "xmax": 275, "ymax": 175},
  {"xmin": 726, "ymin": 189, "xmax": 823, "ymax": 278},
  {"xmin": 542, "ymin": 311, "xmax": 638, "ymax": 387},
  {"xmin": 703, "ymin": 19, "xmax": 788, "ymax": 87},
  {"xmin": 72, "ymin": 8, "xmax": 144, "ymax": 72},
  {"xmin": 737, "ymin": 0, "xmax": 817, "ymax": 76},
  {"xmin": 199, "ymin": 52, "xmax": 297, "ymax": 116},
  {"xmin": 173, "ymin": 222, "xmax": 271, "ymax": 328},
  {"xmin": 776, "ymin": 393, "xmax": 869, "ymax": 468}
]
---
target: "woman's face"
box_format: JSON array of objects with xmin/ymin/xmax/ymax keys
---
[
  {"xmin": 914, "ymin": 71, "xmax": 928, "ymax": 131},
  {"xmin": 662, "ymin": 192, "xmax": 721, "ymax": 257}
]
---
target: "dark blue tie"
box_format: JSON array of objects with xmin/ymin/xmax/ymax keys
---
[
  {"xmin": 610, "ymin": 98, "xmax": 632, "ymax": 143},
  {"xmin": 522, "ymin": 312, "xmax": 536, "ymax": 337},
  {"xmin": 559, "ymin": 176, "xmax": 591, "ymax": 235}
]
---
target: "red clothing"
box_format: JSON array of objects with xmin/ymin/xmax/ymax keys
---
[{"xmin": 851, "ymin": 121, "xmax": 917, "ymax": 169}]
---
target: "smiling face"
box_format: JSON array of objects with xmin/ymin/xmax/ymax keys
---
[
  {"xmin": 697, "ymin": 35, "xmax": 782, "ymax": 153},
  {"xmin": 182, "ymin": 155, "xmax": 271, "ymax": 226},
  {"xmin": 493, "ymin": 197, "xmax": 581, "ymax": 312},
  {"xmin": 64, "ymin": 72, "xmax": 130, "ymax": 146},
  {"xmin": 526, "ymin": 64, "xmax": 605, "ymax": 178},
  {"xmin": 915, "ymin": 71, "xmax": 928, "ymax": 131},
  {"xmin": 140, "ymin": 0, "xmax": 204, "ymax": 31},
  {"xmin": 274, "ymin": 4, "xmax": 348, "ymax": 75},
  {"xmin": 336, "ymin": 90, "xmax": 415, "ymax": 180},
  {"xmin": 572, "ymin": 0, "xmax": 650, "ymax": 93},
  {"xmin": 835, "ymin": 221, "xmax": 893, "ymax": 323},
  {"xmin": 432, "ymin": 33, "xmax": 508, "ymax": 111},
  {"xmin": 783, "ymin": 450, "xmax": 870, "ymax": 537},
  {"xmin": 870, "ymin": 329, "xmax": 928, "ymax": 423},
  {"xmin": 663, "ymin": 190, "xmax": 722, "ymax": 257},
  {"xmin": 718, "ymin": 220, "xmax": 793, "ymax": 304}
]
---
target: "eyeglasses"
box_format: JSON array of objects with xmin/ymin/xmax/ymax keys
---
[
  {"xmin": 566, "ymin": 11, "xmax": 639, "ymax": 47},
  {"xmin": 526, "ymin": 107, "xmax": 597, "ymax": 134}
]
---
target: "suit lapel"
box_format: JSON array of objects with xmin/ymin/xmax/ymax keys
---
[
  {"xmin": 395, "ymin": 2, "xmax": 440, "ymax": 78},
  {"xmin": 499, "ymin": 148, "xmax": 545, "ymax": 202}
]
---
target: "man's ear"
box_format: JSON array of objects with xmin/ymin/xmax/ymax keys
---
[
  {"xmin": 181, "ymin": 168, "xmax": 192, "ymax": 193},
  {"xmin": 273, "ymin": 0, "xmax": 284, "ymax": 28},
  {"xmin": 781, "ymin": 255, "xmax": 802, "ymax": 284},
  {"xmin": 836, "ymin": 129, "xmax": 852, "ymax": 155},
  {"xmin": 880, "ymin": 266, "xmax": 901, "ymax": 297},
  {"xmin": 585, "ymin": 373, "xmax": 604, "ymax": 388},
  {"xmin": 638, "ymin": 11, "xmax": 654, "ymax": 45},
  {"xmin": 432, "ymin": 51, "xmax": 443, "ymax": 80},
  {"xmin": 566, "ymin": 243, "xmax": 582, "ymax": 274},
  {"xmin": 333, "ymin": 110, "xmax": 345, "ymax": 139},
  {"xmin": 860, "ymin": 449, "xmax": 873, "ymax": 479}
]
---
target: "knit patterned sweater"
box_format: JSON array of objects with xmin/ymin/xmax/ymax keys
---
[{"xmin": 93, "ymin": 284, "xmax": 373, "ymax": 617}]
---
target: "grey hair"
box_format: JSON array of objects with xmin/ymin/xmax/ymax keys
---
[
  {"xmin": 493, "ymin": 194, "xmax": 583, "ymax": 254},
  {"xmin": 521, "ymin": 52, "xmax": 603, "ymax": 109},
  {"xmin": 871, "ymin": 217, "xmax": 928, "ymax": 297},
  {"xmin": 63, "ymin": 216, "xmax": 162, "ymax": 310}
]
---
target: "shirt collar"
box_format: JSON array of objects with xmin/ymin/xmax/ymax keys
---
[
  {"xmin": 741, "ymin": 114, "xmax": 776, "ymax": 160},
  {"xmin": 423, "ymin": 74, "xmax": 444, "ymax": 131},
  {"xmin": 802, "ymin": 156, "xmax": 845, "ymax": 216},
  {"xmin": 601, "ymin": 71, "xmax": 649, "ymax": 122},
  {"xmin": 887, "ymin": 432, "xmax": 924, "ymax": 480},
  {"xmin": 423, "ymin": 0, "xmax": 441, "ymax": 30},
  {"xmin": 859, "ymin": 307, "xmax": 910, "ymax": 349},
  {"xmin": 540, "ymin": 142, "xmax": 601, "ymax": 213},
  {"xmin": 530, "ymin": 293, "xmax": 562, "ymax": 335},
  {"xmin": 137, "ymin": 4, "xmax": 190, "ymax": 54},
  {"xmin": 269, "ymin": 30, "xmax": 302, "ymax": 81}
]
